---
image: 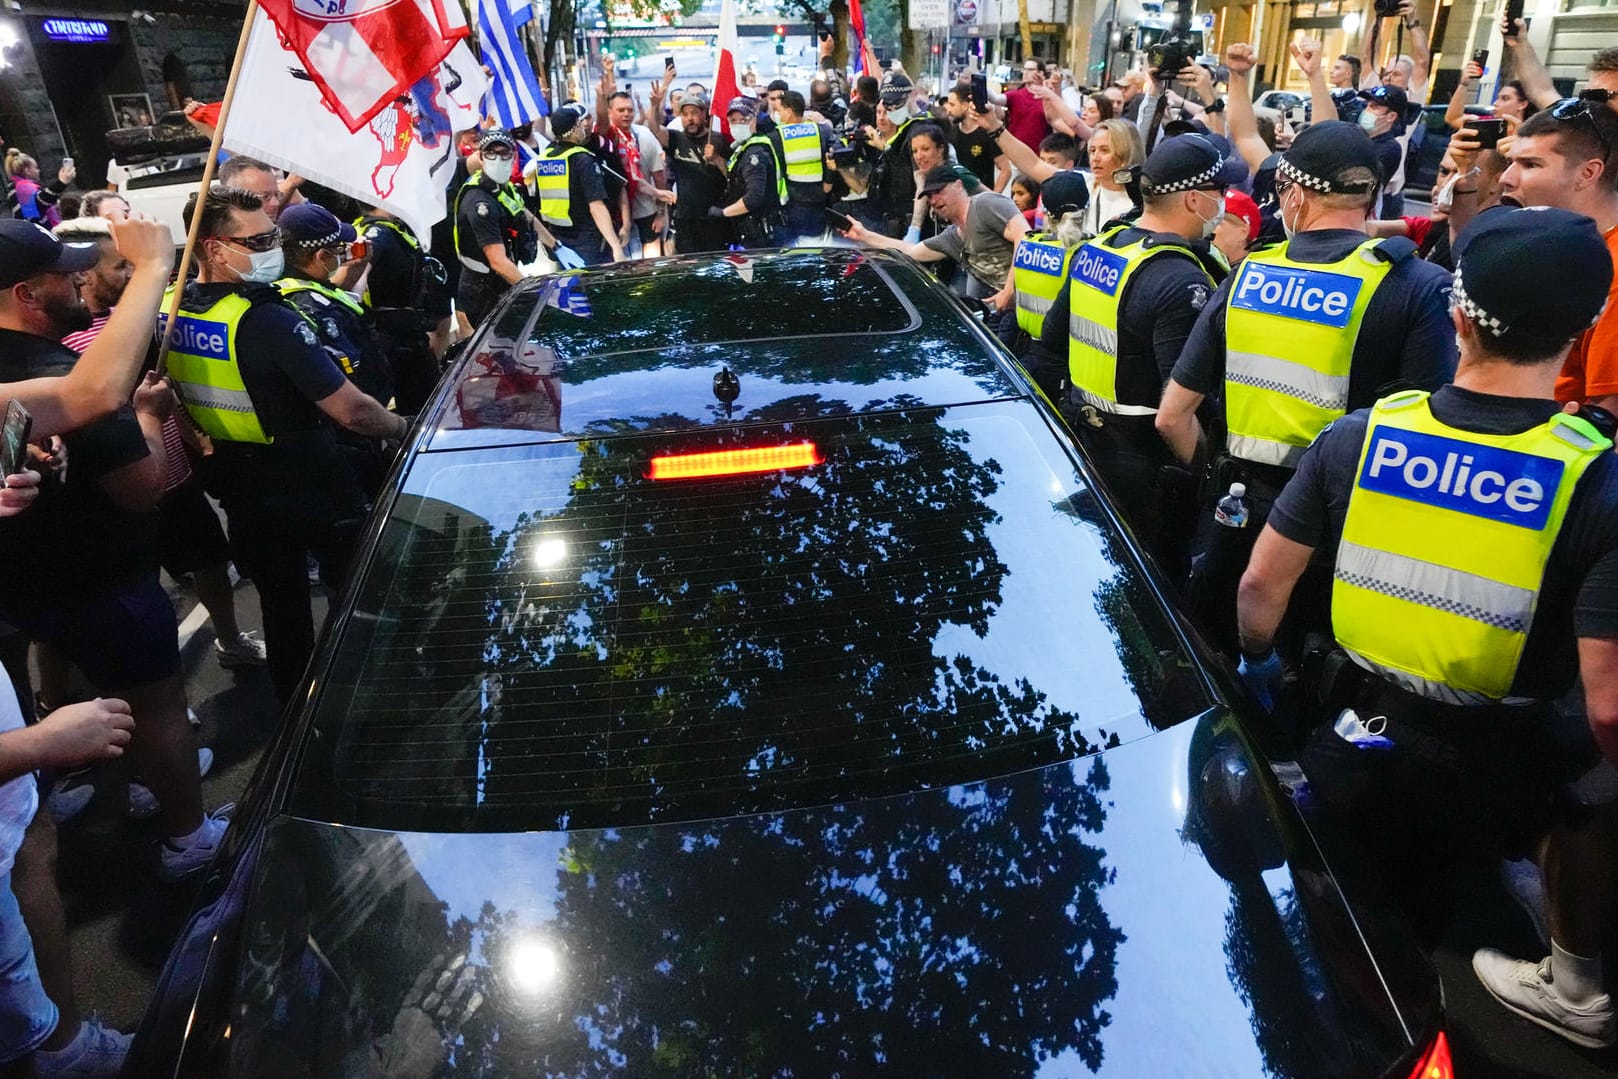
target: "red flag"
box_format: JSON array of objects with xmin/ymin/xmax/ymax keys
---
[
  {"xmin": 256, "ymin": 0, "xmax": 469, "ymax": 133},
  {"xmin": 712, "ymin": 0, "xmax": 741, "ymax": 140},
  {"xmin": 848, "ymin": 0, "xmax": 877, "ymax": 77}
]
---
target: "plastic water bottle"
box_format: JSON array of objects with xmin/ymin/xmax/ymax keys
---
[{"xmin": 1214, "ymin": 482, "xmax": 1249, "ymax": 529}]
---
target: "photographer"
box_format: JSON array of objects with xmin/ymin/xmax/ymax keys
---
[{"xmin": 1361, "ymin": 0, "xmax": 1430, "ymax": 99}]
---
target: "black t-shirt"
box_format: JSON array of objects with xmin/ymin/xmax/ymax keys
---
[
  {"xmin": 1372, "ymin": 132, "xmax": 1403, "ymax": 193},
  {"xmin": 357, "ymin": 217, "xmax": 422, "ymax": 310},
  {"xmin": 1030, "ymin": 228, "xmax": 1222, "ymax": 407},
  {"xmin": 0, "ymin": 329, "xmax": 157, "ymax": 602},
  {"xmin": 1269, "ymin": 385, "xmax": 1618, "ymax": 700},
  {"xmin": 1171, "ymin": 228, "xmax": 1457, "ymax": 404},
  {"xmin": 665, "ymin": 127, "xmax": 732, "ymax": 220},
  {"xmin": 184, "ymin": 283, "xmax": 347, "ymax": 441},
  {"xmin": 950, "ymin": 123, "xmax": 1000, "ymax": 189}
]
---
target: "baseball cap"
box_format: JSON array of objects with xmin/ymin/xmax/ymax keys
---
[
  {"xmin": 879, "ymin": 71, "xmax": 913, "ymax": 109},
  {"xmin": 0, "ymin": 220, "xmax": 101, "ymax": 290},
  {"xmin": 1359, "ymin": 84, "xmax": 1409, "ymax": 115},
  {"xmin": 279, "ymin": 203, "xmax": 358, "ymax": 248},
  {"xmin": 1040, "ymin": 169, "xmax": 1091, "ymax": 217},
  {"xmin": 549, "ymin": 106, "xmax": 586, "ymax": 138},
  {"xmin": 1140, "ymin": 134, "xmax": 1229, "ymax": 196},
  {"xmin": 726, "ymin": 96, "xmax": 758, "ymax": 120},
  {"xmin": 1452, "ymin": 207, "xmax": 1613, "ymax": 351},
  {"xmin": 680, "ymin": 90, "xmax": 711, "ymax": 113},
  {"xmin": 918, "ymin": 163, "xmax": 963, "ymax": 195},
  {"xmin": 478, "ymin": 127, "xmax": 518, "ymax": 152},
  {"xmin": 1222, "ymin": 189, "xmax": 1262, "ymax": 242},
  {"xmin": 1276, "ymin": 120, "xmax": 1383, "ymax": 195}
]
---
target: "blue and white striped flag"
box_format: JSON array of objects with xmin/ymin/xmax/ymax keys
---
[{"xmin": 477, "ymin": 0, "xmax": 549, "ymax": 125}]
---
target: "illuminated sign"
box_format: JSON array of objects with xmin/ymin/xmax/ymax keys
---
[{"xmin": 41, "ymin": 18, "xmax": 112, "ymax": 43}]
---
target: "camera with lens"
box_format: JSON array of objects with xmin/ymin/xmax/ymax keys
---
[
  {"xmin": 1373, "ymin": 0, "xmax": 1403, "ymax": 17},
  {"xmin": 1148, "ymin": 37, "xmax": 1197, "ymax": 78}
]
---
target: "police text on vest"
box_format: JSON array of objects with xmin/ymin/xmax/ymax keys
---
[
  {"xmin": 171, "ymin": 316, "xmax": 231, "ymax": 362},
  {"xmin": 1071, "ymin": 245, "xmax": 1128, "ymax": 296},
  {"xmin": 1231, "ymin": 263, "xmax": 1363, "ymax": 329},
  {"xmin": 1357, "ymin": 427, "xmax": 1564, "ymax": 531},
  {"xmin": 1015, "ymin": 241, "xmax": 1066, "ymax": 277}
]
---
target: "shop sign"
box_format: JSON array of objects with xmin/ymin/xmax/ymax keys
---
[{"xmin": 41, "ymin": 18, "xmax": 112, "ymax": 43}]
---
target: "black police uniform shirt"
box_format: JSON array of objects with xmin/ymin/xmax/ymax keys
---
[
  {"xmin": 457, "ymin": 183, "xmax": 518, "ymax": 271},
  {"xmin": 1029, "ymin": 227, "xmax": 1222, "ymax": 405},
  {"xmin": 0, "ymin": 329, "xmax": 157, "ymax": 603},
  {"xmin": 1269, "ymin": 385, "xmax": 1618, "ymax": 702},
  {"xmin": 550, "ymin": 149, "xmax": 611, "ymax": 241},
  {"xmin": 278, "ymin": 279, "xmax": 394, "ymax": 405},
  {"xmin": 185, "ymin": 282, "xmax": 348, "ymax": 440},
  {"xmin": 665, "ymin": 128, "xmax": 731, "ymax": 220},
  {"xmin": 1171, "ymin": 227, "xmax": 1457, "ymax": 432},
  {"xmin": 729, "ymin": 138, "xmax": 783, "ymax": 215},
  {"xmin": 359, "ymin": 220, "xmax": 423, "ymax": 310}
]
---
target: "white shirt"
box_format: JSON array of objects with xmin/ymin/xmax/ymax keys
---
[{"xmin": 0, "ymin": 666, "xmax": 37, "ymax": 877}]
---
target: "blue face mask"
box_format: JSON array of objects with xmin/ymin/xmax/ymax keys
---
[{"xmin": 1358, "ymin": 108, "xmax": 1379, "ymax": 133}]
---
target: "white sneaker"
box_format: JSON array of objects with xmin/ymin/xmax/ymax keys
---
[
  {"xmin": 1473, "ymin": 947, "xmax": 1617, "ymax": 1049},
  {"xmin": 215, "ymin": 630, "xmax": 266, "ymax": 670},
  {"xmin": 45, "ymin": 782, "xmax": 94, "ymax": 825},
  {"xmin": 33, "ymin": 1015, "xmax": 132, "ymax": 1077},
  {"xmin": 1501, "ymin": 858, "xmax": 1552, "ymax": 949},
  {"xmin": 157, "ymin": 802, "xmax": 234, "ymax": 882},
  {"xmin": 128, "ymin": 748, "xmax": 215, "ymax": 821}
]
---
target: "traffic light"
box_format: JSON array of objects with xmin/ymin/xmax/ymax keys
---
[{"xmin": 774, "ymin": 25, "xmax": 785, "ymax": 54}]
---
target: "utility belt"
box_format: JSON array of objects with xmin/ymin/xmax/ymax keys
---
[
  {"xmin": 738, "ymin": 209, "xmax": 784, "ymax": 244},
  {"xmin": 1205, "ymin": 453, "xmax": 1293, "ymax": 509},
  {"xmin": 370, "ymin": 306, "xmax": 434, "ymax": 336}
]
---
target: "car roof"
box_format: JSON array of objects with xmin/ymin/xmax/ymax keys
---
[{"xmin": 425, "ymin": 248, "xmax": 1025, "ymax": 452}]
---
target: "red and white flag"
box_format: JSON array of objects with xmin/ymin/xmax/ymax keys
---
[
  {"xmin": 223, "ymin": 7, "xmax": 487, "ymax": 238},
  {"xmin": 256, "ymin": 0, "xmax": 469, "ymax": 133},
  {"xmin": 712, "ymin": 0, "xmax": 741, "ymax": 140}
]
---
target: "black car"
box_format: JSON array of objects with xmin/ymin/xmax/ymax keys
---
[{"xmin": 129, "ymin": 250, "xmax": 1453, "ymax": 1077}]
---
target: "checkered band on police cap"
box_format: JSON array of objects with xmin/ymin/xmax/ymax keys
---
[
  {"xmin": 1451, "ymin": 206, "xmax": 1612, "ymax": 347},
  {"xmin": 1145, "ymin": 157, "xmax": 1224, "ymax": 195},
  {"xmin": 1450, "ymin": 268, "xmax": 1507, "ymax": 337},
  {"xmin": 478, "ymin": 128, "xmax": 517, "ymax": 152},
  {"xmin": 1275, "ymin": 157, "xmax": 1335, "ymax": 194}
]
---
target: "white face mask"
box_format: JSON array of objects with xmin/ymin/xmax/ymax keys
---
[
  {"xmin": 1357, "ymin": 108, "xmax": 1379, "ymax": 134},
  {"xmin": 237, "ymin": 246, "xmax": 285, "ymax": 284},
  {"xmin": 1195, "ymin": 191, "xmax": 1225, "ymax": 239},
  {"xmin": 1433, "ymin": 173, "xmax": 1459, "ymax": 213},
  {"xmin": 887, "ymin": 102, "xmax": 910, "ymax": 124}
]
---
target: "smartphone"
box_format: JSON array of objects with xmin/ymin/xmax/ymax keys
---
[
  {"xmin": 1472, "ymin": 48, "xmax": 1489, "ymax": 69},
  {"xmin": 60, "ymin": 156, "xmax": 72, "ymax": 168},
  {"xmin": 1, "ymin": 399, "xmax": 31, "ymax": 479},
  {"xmin": 970, "ymin": 72, "xmax": 988, "ymax": 112},
  {"xmin": 1504, "ymin": 0, "xmax": 1524, "ymax": 37},
  {"xmin": 1470, "ymin": 117, "xmax": 1508, "ymax": 149},
  {"xmin": 665, "ymin": 55, "xmax": 676, "ymax": 73},
  {"xmin": 818, "ymin": 29, "xmax": 831, "ymax": 42},
  {"xmin": 824, "ymin": 207, "xmax": 855, "ymax": 231}
]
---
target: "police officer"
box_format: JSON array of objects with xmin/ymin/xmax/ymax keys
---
[
  {"xmin": 166, "ymin": 185, "xmax": 408, "ymax": 705},
  {"xmin": 454, "ymin": 129, "xmax": 545, "ymax": 326},
  {"xmin": 771, "ymin": 90, "xmax": 836, "ymax": 244},
  {"xmin": 274, "ymin": 203, "xmax": 396, "ymax": 494},
  {"xmin": 1002, "ymin": 170, "xmax": 1089, "ymax": 364},
  {"xmin": 355, "ymin": 205, "xmax": 443, "ymax": 414},
  {"xmin": 1155, "ymin": 121, "xmax": 1457, "ymax": 652},
  {"xmin": 710, "ymin": 97, "xmax": 785, "ymax": 248},
  {"xmin": 870, "ymin": 71, "xmax": 923, "ymax": 237},
  {"xmin": 1235, "ymin": 209, "xmax": 1618, "ymax": 1050},
  {"xmin": 537, "ymin": 105, "xmax": 625, "ymax": 267},
  {"xmin": 1032, "ymin": 137, "xmax": 1233, "ymax": 574}
]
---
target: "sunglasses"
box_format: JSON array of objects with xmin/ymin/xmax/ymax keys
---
[
  {"xmin": 212, "ymin": 228, "xmax": 282, "ymax": 253},
  {"xmin": 1579, "ymin": 88, "xmax": 1617, "ymax": 104},
  {"xmin": 1549, "ymin": 97, "xmax": 1613, "ymax": 162}
]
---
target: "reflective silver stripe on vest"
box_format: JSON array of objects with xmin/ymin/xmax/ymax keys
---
[
  {"xmin": 1069, "ymin": 312, "xmax": 1117, "ymax": 357},
  {"xmin": 1335, "ymin": 540, "xmax": 1535, "ymax": 633},
  {"xmin": 1227, "ymin": 433, "xmax": 1306, "ymax": 469},
  {"xmin": 1227, "ymin": 350, "xmax": 1350, "ymax": 412},
  {"xmin": 1341, "ymin": 650, "xmax": 1505, "ymax": 708},
  {"xmin": 1019, "ymin": 293, "xmax": 1055, "ymax": 316},
  {"xmin": 1075, "ymin": 388, "xmax": 1157, "ymax": 416},
  {"xmin": 783, "ymin": 145, "xmax": 821, "ymax": 164},
  {"xmin": 458, "ymin": 253, "xmax": 491, "ymax": 273},
  {"xmin": 172, "ymin": 381, "xmax": 257, "ymax": 416}
]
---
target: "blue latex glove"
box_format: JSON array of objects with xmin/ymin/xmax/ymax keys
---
[
  {"xmin": 554, "ymin": 245, "xmax": 586, "ymax": 270},
  {"xmin": 902, "ymin": 226, "xmax": 922, "ymax": 244},
  {"xmin": 1238, "ymin": 650, "xmax": 1285, "ymax": 712}
]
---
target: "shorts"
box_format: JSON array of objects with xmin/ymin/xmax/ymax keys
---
[
  {"xmin": 0, "ymin": 574, "xmax": 180, "ymax": 692},
  {"xmin": 633, "ymin": 213, "xmax": 661, "ymax": 245},
  {"xmin": 158, "ymin": 477, "xmax": 231, "ymax": 577},
  {"xmin": 0, "ymin": 873, "xmax": 58, "ymax": 1062}
]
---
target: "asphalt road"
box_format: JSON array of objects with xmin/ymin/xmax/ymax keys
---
[{"xmin": 49, "ymin": 560, "xmax": 1618, "ymax": 1076}]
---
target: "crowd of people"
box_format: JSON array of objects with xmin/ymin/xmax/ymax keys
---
[{"xmin": 0, "ymin": 12, "xmax": 1607, "ymax": 1075}]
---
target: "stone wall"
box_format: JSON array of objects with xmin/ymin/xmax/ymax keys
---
[
  {"xmin": 132, "ymin": 9, "xmax": 246, "ymax": 113},
  {"xmin": 0, "ymin": 37, "xmax": 66, "ymax": 165}
]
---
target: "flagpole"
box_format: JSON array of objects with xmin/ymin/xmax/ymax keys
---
[{"xmin": 155, "ymin": 0, "xmax": 260, "ymax": 375}]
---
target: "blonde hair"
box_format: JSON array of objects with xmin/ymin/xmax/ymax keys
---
[
  {"xmin": 1096, "ymin": 119, "xmax": 1144, "ymax": 170},
  {"xmin": 53, "ymin": 217, "xmax": 112, "ymax": 242},
  {"xmin": 2, "ymin": 148, "xmax": 23, "ymax": 179}
]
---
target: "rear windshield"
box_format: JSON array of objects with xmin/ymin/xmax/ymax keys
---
[{"xmin": 292, "ymin": 403, "xmax": 1210, "ymax": 832}]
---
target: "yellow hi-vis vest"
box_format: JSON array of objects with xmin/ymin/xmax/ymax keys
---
[
  {"xmin": 729, "ymin": 134, "xmax": 789, "ymax": 206},
  {"xmin": 534, "ymin": 146, "xmax": 587, "ymax": 227},
  {"xmin": 1332, "ymin": 390, "xmax": 1610, "ymax": 705},
  {"xmin": 1068, "ymin": 226, "xmax": 1209, "ymax": 415},
  {"xmin": 1223, "ymin": 238, "xmax": 1396, "ymax": 468},
  {"xmin": 159, "ymin": 286, "xmax": 272, "ymax": 445},
  {"xmin": 453, "ymin": 173, "xmax": 528, "ymax": 271},
  {"xmin": 1011, "ymin": 232, "xmax": 1072, "ymax": 339},
  {"xmin": 777, "ymin": 121, "xmax": 825, "ymax": 185}
]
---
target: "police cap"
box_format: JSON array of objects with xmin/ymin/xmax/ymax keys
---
[
  {"xmin": 477, "ymin": 128, "xmax": 518, "ymax": 153},
  {"xmin": 726, "ymin": 96, "xmax": 758, "ymax": 120},
  {"xmin": 0, "ymin": 220, "xmax": 99, "ymax": 289},
  {"xmin": 1276, "ymin": 120, "xmax": 1383, "ymax": 196},
  {"xmin": 1140, "ymin": 133, "xmax": 1229, "ymax": 196},
  {"xmin": 279, "ymin": 203, "xmax": 358, "ymax": 248},
  {"xmin": 1452, "ymin": 207, "xmax": 1613, "ymax": 352},
  {"xmin": 878, "ymin": 71, "xmax": 913, "ymax": 109},
  {"xmin": 550, "ymin": 106, "xmax": 586, "ymax": 138},
  {"xmin": 1040, "ymin": 169, "xmax": 1090, "ymax": 217}
]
